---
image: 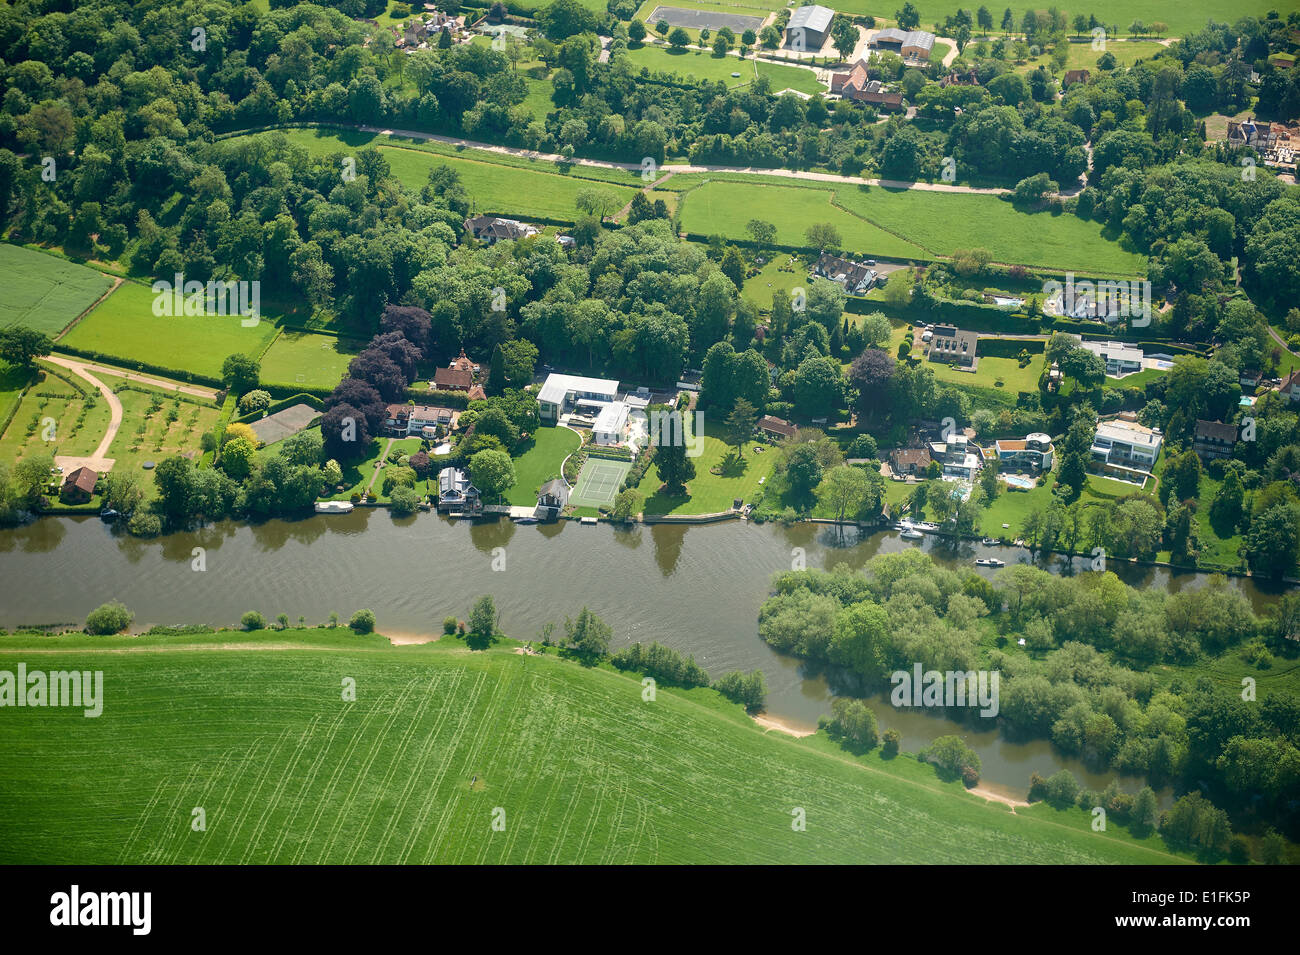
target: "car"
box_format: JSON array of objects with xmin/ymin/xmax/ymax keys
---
[{"xmin": 866, "ymin": 259, "xmax": 876, "ymax": 266}]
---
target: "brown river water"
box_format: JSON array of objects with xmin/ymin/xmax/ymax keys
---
[{"xmin": 0, "ymin": 512, "xmax": 1285, "ymax": 801}]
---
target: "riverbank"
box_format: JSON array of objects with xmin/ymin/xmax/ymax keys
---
[{"xmin": 0, "ymin": 625, "xmax": 1194, "ymax": 864}]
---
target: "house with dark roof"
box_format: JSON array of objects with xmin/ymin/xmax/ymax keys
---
[
  {"xmin": 940, "ymin": 68, "xmax": 980, "ymax": 87},
  {"xmin": 535, "ymin": 478, "xmax": 569, "ymax": 520},
  {"xmin": 926, "ymin": 325, "xmax": 978, "ymax": 368},
  {"xmin": 757, "ymin": 416, "xmax": 797, "ymax": 440},
  {"xmin": 829, "ymin": 61, "xmax": 905, "ymax": 109},
  {"xmin": 1279, "ymin": 369, "xmax": 1300, "ymax": 404},
  {"xmin": 1193, "ymin": 419, "xmax": 1238, "ymax": 460},
  {"xmin": 889, "ymin": 447, "xmax": 932, "ymax": 477},
  {"xmin": 385, "ymin": 403, "xmax": 456, "ymax": 437},
  {"xmin": 1062, "ymin": 69, "xmax": 1090, "ymax": 87},
  {"xmin": 812, "ymin": 252, "xmax": 877, "ymax": 294},
  {"xmin": 60, "ymin": 466, "xmax": 98, "ymax": 504},
  {"xmin": 463, "ymin": 215, "xmax": 540, "ymax": 244}
]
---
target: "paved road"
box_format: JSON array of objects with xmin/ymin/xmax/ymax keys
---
[
  {"xmin": 50, "ymin": 353, "xmax": 219, "ymax": 400},
  {"xmin": 349, "ymin": 123, "xmax": 1012, "ymax": 195}
]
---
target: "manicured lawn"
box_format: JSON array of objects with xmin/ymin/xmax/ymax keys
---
[
  {"xmin": 1012, "ymin": 39, "xmax": 1166, "ymax": 74},
  {"xmin": 676, "ymin": 176, "xmax": 1146, "ymax": 274},
  {"xmin": 0, "ymin": 627, "xmax": 1192, "ymax": 864},
  {"xmin": 259, "ymin": 330, "xmax": 361, "ymax": 391},
  {"xmin": 320, "ymin": 433, "xmax": 426, "ymax": 503},
  {"xmin": 741, "ymin": 251, "xmax": 816, "ymax": 306},
  {"xmin": 623, "ymin": 45, "xmax": 826, "ymax": 95},
  {"xmin": 0, "ymin": 360, "xmax": 33, "ymax": 428},
  {"xmin": 832, "ymin": 185, "xmax": 1147, "ymax": 274},
  {"xmin": 1104, "ymin": 366, "xmax": 1168, "ymax": 390},
  {"xmin": 60, "ymin": 281, "xmax": 277, "ymax": 380},
  {"xmin": 678, "ymin": 180, "xmax": 928, "ymax": 259},
  {"xmin": 635, "ymin": 431, "xmax": 777, "ymax": 514},
  {"xmin": 929, "ymin": 353, "xmax": 1044, "ymax": 394},
  {"xmin": 0, "ymin": 245, "xmax": 113, "ymax": 336},
  {"xmin": 270, "ymin": 129, "xmax": 666, "ymax": 223},
  {"xmin": 505, "ymin": 426, "xmax": 580, "ymax": 506}
]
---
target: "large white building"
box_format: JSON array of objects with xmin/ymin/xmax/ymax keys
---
[
  {"xmin": 1078, "ymin": 340, "xmax": 1143, "ymax": 377},
  {"xmin": 536, "ymin": 373, "xmax": 620, "ymax": 423},
  {"xmin": 1092, "ymin": 418, "xmax": 1162, "ymax": 473},
  {"xmin": 592, "ymin": 401, "xmax": 630, "ymax": 446}
]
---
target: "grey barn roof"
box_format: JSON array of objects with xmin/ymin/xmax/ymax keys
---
[{"xmin": 788, "ymin": 4, "xmax": 834, "ymax": 34}]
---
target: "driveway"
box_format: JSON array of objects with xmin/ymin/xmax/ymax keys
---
[{"xmin": 44, "ymin": 355, "xmax": 122, "ymax": 473}]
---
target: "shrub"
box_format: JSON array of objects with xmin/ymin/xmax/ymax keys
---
[
  {"xmin": 714, "ymin": 669, "xmax": 767, "ymax": 710},
  {"xmin": 127, "ymin": 512, "xmax": 161, "ymax": 537},
  {"xmin": 85, "ymin": 600, "xmax": 134, "ymax": 635},
  {"xmin": 442, "ymin": 616, "xmax": 458, "ymax": 634},
  {"xmin": 389, "ymin": 484, "xmax": 420, "ymax": 515},
  {"xmin": 241, "ymin": 611, "xmax": 266, "ymax": 631},
  {"xmin": 349, "ymin": 609, "xmax": 376, "ymax": 633},
  {"xmin": 238, "ymin": 389, "xmax": 272, "ymax": 413},
  {"xmin": 881, "ymin": 727, "xmax": 901, "ymax": 757}
]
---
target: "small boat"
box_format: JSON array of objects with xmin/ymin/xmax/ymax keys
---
[
  {"xmin": 315, "ymin": 500, "xmax": 354, "ymax": 514},
  {"xmin": 513, "ymin": 516, "xmax": 538, "ymax": 525},
  {"xmin": 975, "ymin": 557, "xmax": 1005, "ymax": 568},
  {"xmin": 900, "ymin": 527, "xmax": 924, "ymax": 540},
  {"xmin": 99, "ymin": 508, "xmax": 119, "ymax": 521},
  {"xmin": 981, "ymin": 537, "xmax": 999, "ymax": 546}
]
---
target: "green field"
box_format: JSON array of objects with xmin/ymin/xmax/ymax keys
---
[
  {"xmin": 623, "ymin": 45, "xmax": 826, "ymax": 95},
  {"xmin": 259, "ymin": 331, "xmax": 361, "ymax": 391},
  {"xmin": 270, "ymin": 129, "xmax": 664, "ymax": 223},
  {"xmin": 505, "ymin": 426, "xmax": 581, "ymax": 507},
  {"xmin": 678, "ymin": 179, "xmax": 928, "ymax": 259},
  {"xmin": 0, "ymin": 372, "xmax": 110, "ymax": 468},
  {"xmin": 1013, "ymin": 39, "xmax": 1167, "ymax": 74},
  {"xmin": 636, "ymin": 429, "xmax": 778, "ymax": 515},
  {"xmin": 0, "ymin": 627, "xmax": 1193, "ymax": 864},
  {"xmin": 0, "ymin": 245, "xmax": 114, "ymax": 336},
  {"xmin": 60, "ymin": 282, "xmax": 277, "ymax": 381},
  {"xmin": 675, "ymin": 176, "xmax": 1147, "ymax": 274}
]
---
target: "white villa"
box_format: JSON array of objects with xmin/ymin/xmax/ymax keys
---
[
  {"xmin": 1091, "ymin": 417, "xmax": 1162, "ymax": 481},
  {"xmin": 593, "ymin": 401, "xmax": 631, "ymax": 446},
  {"xmin": 928, "ymin": 434, "xmax": 983, "ymax": 481},
  {"xmin": 1078, "ymin": 339, "xmax": 1143, "ymax": 377},
  {"xmin": 536, "ymin": 373, "xmax": 620, "ymax": 423}
]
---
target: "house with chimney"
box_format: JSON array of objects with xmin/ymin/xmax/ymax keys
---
[
  {"xmin": 1192, "ymin": 419, "xmax": 1238, "ymax": 461},
  {"xmin": 812, "ymin": 252, "xmax": 877, "ymax": 294},
  {"xmin": 463, "ymin": 215, "xmax": 540, "ymax": 244},
  {"xmin": 829, "ymin": 61, "xmax": 905, "ymax": 109},
  {"xmin": 926, "ymin": 325, "xmax": 978, "ymax": 369}
]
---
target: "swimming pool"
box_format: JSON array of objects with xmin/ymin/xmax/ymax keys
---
[{"xmin": 1001, "ymin": 474, "xmax": 1036, "ymax": 490}]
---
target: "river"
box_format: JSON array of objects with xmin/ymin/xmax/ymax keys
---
[{"xmin": 0, "ymin": 512, "xmax": 1285, "ymax": 801}]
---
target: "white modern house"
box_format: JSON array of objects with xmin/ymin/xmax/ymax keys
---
[
  {"xmin": 592, "ymin": 401, "xmax": 631, "ymax": 446},
  {"xmin": 993, "ymin": 433, "xmax": 1054, "ymax": 472},
  {"xmin": 536, "ymin": 373, "xmax": 620, "ymax": 423},
  {"xmin": 1078, "ymin": 340, "xmax": 1144, "ymax": 377},
  {"xmin": 928, "ymin": 434, "xmax": 983, "ymax": 480},
  {"xmin": 1091, "ymin": 418, "xmax": 1162, "ymax": 477}
]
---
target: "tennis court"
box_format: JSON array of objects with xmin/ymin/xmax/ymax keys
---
[{"xmin": 570, "ymin": 457, "xmax": 632, "ymax": 507}]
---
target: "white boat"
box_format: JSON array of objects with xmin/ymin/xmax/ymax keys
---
[
  {"xmin": 981, "ymin": 537, "xmax": 999, "ymax": 546},
  {"xmin": 975, "ymin": 557, "xmax": 1005, "ymax": 567},
  {"xmin": 900, "ymin": 526, "xmax": 924, "ymax": 540},
  {"xmin": 315, "ymin": 500, "xmax": 354, "ymax": 514}
]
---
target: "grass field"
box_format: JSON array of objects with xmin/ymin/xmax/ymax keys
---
[
  {"xmin": 0, "ymin": 245, "xmax": 114, "ymax": 336},
  {"xmin": 1012, "ymin": 39, "xmax": 1167, "ymax": 75},
  {"xmin": 60, "ymin": 282, "xmax": 277, "ymax": 381},
  {"xmin": 679, "ymin": 179, "xmax": 928, "ymax": 259},
  {"xmin": 0, "ymin": 627, "xmax": 1193, "ymax": 864},
  {"xmin": 105, "ymin": 388, "xmax": 221, "ymax": 477},
  {"xmin": 259, "ymin": 331, "xmax": 361, "ymax": 391},
  {"xmin": 623, "ymin": 45, "xmax": 826, "ymax": 95},
  {"xmin": 675, "ymin": 177, "xmax": 1146, "ymax": 274},
  {"xmin": 270, "ymin": 129, "xmax": 666, "ymax": 223},
  {"xmin": 636, "ymin": 429, "xmax": 777, "ymax": 514},
  {"xmin": 0, "ymin": 373, "xmax": 109, "ymax": 468},
  {"xmin": 505, "ymin": 426, "xmax": 580, "ymax": 507}
]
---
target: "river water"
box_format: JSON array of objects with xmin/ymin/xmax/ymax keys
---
[{"xmin": 0, "ymin": 512, "xmax": 1284, "ymax": 801}]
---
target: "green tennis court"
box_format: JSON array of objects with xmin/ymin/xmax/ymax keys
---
[{"xmin": 570, "ymin": 457, "xmax": 632, "ymax": 507}]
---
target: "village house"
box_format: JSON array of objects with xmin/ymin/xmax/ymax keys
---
[
  {"xmin": 812, "ymin": 252, "xmax": 877, "ymax": 294},
  {"xmin": 385, "ymin": 403, "xmax": 456, "ymax": 437},
  {"xmin": 889, "ymin": 447, "xmax": 932, "ymax": 477},
  {"xmin": 757, "ymin": 416, "xmax": 797, "ymax": 441},
  {"xmin": 535, "ymin": 478, "xmax": 569, "ymax": 521},
  {"xmin": 939, "ymin": 68, "xmax": 980, "ymax": 87},
  {"xmin": 871, "ymin": 27, "xmax": 936, "ymax": 60},
  {"xmin": 1062, "ymin": 69, "xmax": 1090, "ymax": 88},
  {"xmin": 432, "ymin": 349, "xmax": 479, "ymax": 393},
  {"xmin": 1192, "ymin": 419, "xmax": 1238, "ymax": 461},
  {"xmin": 829, "ymin": 61, "xmax": 905, "ymax": 109},
  {"xmin": 437, "ymin": 466, "xmax": 480, "ymax": 514},
  {"xmin": 462, "ymin": 215, "xmax": 540, "ymax": 244},
  {"xmin": 926, "ymin": 325, "xmax": 978, "ymax": 369},
  {"xmin": 60, "ymin": 466, "xmax": 98, "ymax": 504},
  {"xmin": 1279, "ymin": 368, "xmax": 1300, "ymax": 404}
]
